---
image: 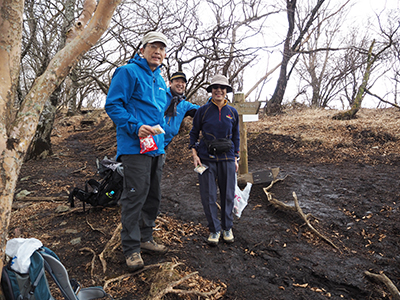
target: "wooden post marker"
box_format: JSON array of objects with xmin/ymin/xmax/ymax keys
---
[
  {"xmin": 233, "ymin": 93, "xmax": 248, "ymax": 175},
  {"xmin": 232, "ymin": 93, "xmax": 261, "ymax": 175},
  {"xmin": 232, "ymin": 94, "xmax": 272, "ymax": 185}
]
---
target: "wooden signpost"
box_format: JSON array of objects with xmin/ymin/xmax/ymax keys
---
[
  {"xmin": 230, "ymin": 101, "xmax": 261, "ymax": 115},
  {"xmin": 233, "ymin": 93, "xmax": 273, "ymax": 185}
]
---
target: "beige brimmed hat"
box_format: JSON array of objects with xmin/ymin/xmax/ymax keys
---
[
  {"xmin": 141, "ymin": 31, "xmax": 168, "ymax": 47},
  {"xmin": 206, "ymin": 74, "xmax": 233, "ymax": 93}
]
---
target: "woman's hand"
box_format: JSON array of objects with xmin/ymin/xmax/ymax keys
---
[
  {"xmin": 192, "ymin": 148, "xmax": 201, "ymax": 167},
  {"xmin": 235, "ymin": 157, "xmax": 239, "ymax": 173}
]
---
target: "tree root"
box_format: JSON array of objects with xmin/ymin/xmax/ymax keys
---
[
  {"xmin": 147, "ymin": 259, "xmax": 223, "ymax": 300},
  {"xmin": 86, "ymin": 217, "xmax": 106, "ymax": 235},
  {"xmin": 99, "ymin": 222, "xmax": 122, "ymax": 274},
  {"xmin": 156, "ymin": 286, "xmax": 222, "ymax": 299},
  {"xmin": 149, "ymin": 271, "xmax": 201, "ymax": 300},
  {"xmin": 365, "ymin": 271, "xmax": 400, "ymax": 300},
  {"xmin": 103, "ymin": 263, "xmax": 164, "ymax": 290},
  {"xmin": 103, "ymin": 260, "xmax": 225, "ymax": 300},
  {"xmin": 82, "ymin": 218, "xmax": 225, "ymax": 299},
  {"xmin": 263, "ymin": 176, "xmax": 340, "ymax": 251},
  {"xmin": 79, "ymin": 247, "xmax": 97, "ymax": 284}
]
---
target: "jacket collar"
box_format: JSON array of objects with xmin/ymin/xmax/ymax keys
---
[
  {"xmin": 128, "ymin": 54, "xmax": 162, "ymax": 75},
  {"xmin": 211, "ymin": 98, "xmax": 228, "ymax": 108}
]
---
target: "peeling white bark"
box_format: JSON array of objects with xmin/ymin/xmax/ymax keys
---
[{"xmin": 0, "ymin": 0, "xmax": 122, "ymax": 283}]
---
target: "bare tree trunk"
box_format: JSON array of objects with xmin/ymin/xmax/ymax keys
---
[
  {"xmin": 25, "ymin": 0, "xmax": 76, "ymax": 160},
  {"xmin": 25, "ymin": 86, "xmax": 61, "ymax": 160},
  {"xmin": 66, "ymin": 70, "xmax": 79, "ymax": 116},
  {"xmin": 0, "ymin": 0, "xmax": 24, "ymax": 283},
  {"xmin": 0, "ymin": 0, "xmax": 121, "ymax": 284},
  {"xmin": 333, "ymin": 41, "xmax": 375, "ymax": 120},
  {"xmin": 334, "ymin": 20, "xmax": 398, "ymax": 118},
  {"xmin": 267, "ymin": 0, "xmax": 326, "ymax": 114},
  {"xmin": 309, "ymin": 50, "xmax": 322, "ymax": 108},
  {"xmin": 266, "ymin": 0, "xmax": 296, "ymax": 115}
]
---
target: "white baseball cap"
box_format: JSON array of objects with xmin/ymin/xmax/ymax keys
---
[{"xmin": 141, "ymin": 31, "xmax": 168, "ymax": 48}]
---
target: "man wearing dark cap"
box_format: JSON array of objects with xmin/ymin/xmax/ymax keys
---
[
  {"xmin": 105, "ymin": 31, "xmax": 169, "ymax": 271},
  {"xmin": 164, "ymin": 72, "xmax": 199, "ymax": 149}
]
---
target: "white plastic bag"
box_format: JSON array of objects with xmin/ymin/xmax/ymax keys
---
[
  {"xmin": 5, "ymin": 238, "xmax": 43, "ymax": 273},
  {"xmin": 194, "ymin": 164, "xmax": 208, "ymax": 175},
  {"xmin": 233, "ymin": 175, "xmax": 252, "ymax": 218}
]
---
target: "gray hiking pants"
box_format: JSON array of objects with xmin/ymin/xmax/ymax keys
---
[
  {"xmin": 198, "ymin": 160, "xmax": 236, "ymax": 233},
  {"xmin": 120, "ymin": 154, "xmax": 163, "ymax": 257}
]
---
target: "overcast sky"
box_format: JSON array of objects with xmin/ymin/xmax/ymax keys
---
[{"xmin": 242, "ymin": 0, "xmax": 399, "ymax": 109}]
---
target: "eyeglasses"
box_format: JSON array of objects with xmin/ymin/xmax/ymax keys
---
[
  {"xmin": 147, "ymin": 44, "xmax": 166, "ymax": 52},
  {"xmin": 211, "ymin": 85, "xmax": 227, "ymax": 90}
]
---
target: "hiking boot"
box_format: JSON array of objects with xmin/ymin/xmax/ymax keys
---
[
  {"xmin": 126, "ymin": 252, "xmax": 144, "ymax": 270},
  {"xmin": 222, "ymin": 229, "xmax": 234, "ymax": 243},
  {"xmin": 207, "ymin": 232, "xmax": 220, "ymax": 246},
  {"xmin": 140, "ymin": 240, "xmax": 168, "ymax": 254}
]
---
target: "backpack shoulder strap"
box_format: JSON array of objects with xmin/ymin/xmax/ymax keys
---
[
  {"xmin": 68, "ymin": 179, "xmax": 101, "ymax": 211},
  {"xmin": 40, "ymin": 252, "xmax": 77, "ymax": 300},
  {"xmin": 29, "ymin": 251, "xmax": 53, "ymax": 300},
  {"xmin": 40, "ymin": 253, "xmax": 111, "ymax": 300},
  {"xmin": 1, "ymin": 265, "xmax": 16, "ymax": 300},
  {"xmin": 85, "ymin": 179, "xmax": 100, "ymax": 192}
]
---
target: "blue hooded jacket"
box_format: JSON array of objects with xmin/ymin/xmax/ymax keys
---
[
  {"xmin": 105, "ymin": 54, "xmax": 167, "ymax": 159},
  {"xmin": 164, "ymin": 87, "xmax": 199, "ymax": 148}
]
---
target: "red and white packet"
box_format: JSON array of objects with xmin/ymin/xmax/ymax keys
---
[{"xmin": 140, "ymin": 135, "xmax": 158, "ymax": 154}]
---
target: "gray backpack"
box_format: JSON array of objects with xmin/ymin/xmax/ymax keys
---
[{"xmin": 1, "ymin": 246, "xmax": 112, "ymax": 300}]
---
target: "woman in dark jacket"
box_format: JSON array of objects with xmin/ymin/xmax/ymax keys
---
[{"xmin": 189, "ymin": 74, "xmax": 240, "ymax": 246}]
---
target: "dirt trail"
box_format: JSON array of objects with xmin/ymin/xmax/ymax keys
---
[{"xmin": 12, "ymin": 108, "xmax": 400, "ymax": 299}]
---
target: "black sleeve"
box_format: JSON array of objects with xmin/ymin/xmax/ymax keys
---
[{"xmin": 184, "ymin": 109, "xmax": 197, "ymax": 118}]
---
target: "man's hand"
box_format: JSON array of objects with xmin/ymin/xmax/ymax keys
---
[{"xmin": 138, "ymin": 125, "xmax": 156, "ymax": 138}]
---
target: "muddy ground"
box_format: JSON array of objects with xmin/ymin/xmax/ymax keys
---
[{"xmin": 11, "ymin": 108, "xmax": 400, "ymax": 300}]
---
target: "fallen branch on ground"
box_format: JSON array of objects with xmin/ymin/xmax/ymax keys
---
[
  {"xmin": 365, "ymin": 271, "xmax": 400, "ymax": 300},
  {"xmin": 263, "ymin": 176, "xmax": 339, "ymax": 251},
  {"xmin": 292, "ymin": 192, "xmax": 339, "ymax": 251},
  {"xmin": 15, "ymin": 196, "xmax": 69, "ymax": 201},
  {"xmin": 73, "ymin": 126, "xmax": 92, "ymax": 132},
  {"xmin": 72, "ymin": 163, "xmax": 87, "ymax": 173},
  {"xmin": 99, "ymin": 143, "xmax": 117, "ymax": 156},
  {"xmin": 57, "ymin": 207, "xmax": 82, "ymax": 216}
]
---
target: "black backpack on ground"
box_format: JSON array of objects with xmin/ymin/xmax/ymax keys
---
[{"xmin": 68, "ymin": 157, "xmax": 123, "ymax": 212}]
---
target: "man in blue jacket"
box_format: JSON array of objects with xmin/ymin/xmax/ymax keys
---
[
  {"xmin": 164, "ymin": 72, "xmax": 199, "ymax": 150},
  {"xmin": 105, "ymin": 31, "xmax": 168, "ymax": 271}
]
